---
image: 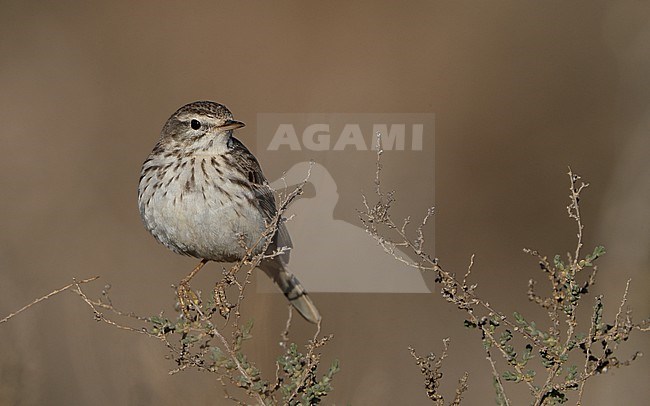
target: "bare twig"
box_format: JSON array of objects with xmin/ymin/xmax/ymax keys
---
[
  {"xmin": 362, "ymin": 136, "xmax": 648, "ymax": 405},
  {"xmin": 485, "ymin": 346, "xmax": 510, "ymax": 406},
  {"xmin": 0, "ymin": 276, "xmax": 99, "ymax": 324}
]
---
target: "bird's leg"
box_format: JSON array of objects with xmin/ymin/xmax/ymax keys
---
[{"xmin": 177, "ymin": 259, "xmax": 209, "ymax": 317}]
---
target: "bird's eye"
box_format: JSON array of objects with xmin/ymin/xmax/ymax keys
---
[{"xmin": 190, "ymin": 119, "xmax": 201, "ymax": 130}]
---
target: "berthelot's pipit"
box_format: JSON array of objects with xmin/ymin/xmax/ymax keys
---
[{"xmin": 138, "ymin": 101, "xmax": 321, "ymax": 323}]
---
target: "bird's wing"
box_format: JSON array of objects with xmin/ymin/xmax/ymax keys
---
[{"xmin": 228, "ymin": 137, "xmax": 293, "ymax": 261}]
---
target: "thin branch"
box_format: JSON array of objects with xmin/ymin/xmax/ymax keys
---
[
  {"xmin": 0, "ymin": 276, "xmax": 99, "ymax": 324},
  {"xmin": 485, "ymin": 346, "xmax": 511, "ymax": 406}
]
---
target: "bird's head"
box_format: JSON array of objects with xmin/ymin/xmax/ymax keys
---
[{"xmin": 160, "ymin": 101, "xmax": 245, "ymax": 152}]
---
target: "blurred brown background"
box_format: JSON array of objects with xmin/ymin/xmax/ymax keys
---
[{"xmin": 1, "ymin": 1, "xmax": 648, "ymax": 405}]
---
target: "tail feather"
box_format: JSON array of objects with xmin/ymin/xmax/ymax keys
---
[{"xmin": 260, "ymin": 258, "xmax": 321, "ymax": 324}]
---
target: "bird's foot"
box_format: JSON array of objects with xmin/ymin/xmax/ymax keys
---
[
  {"xmin": 176, "ymin": 259, "xmax": 209, "ymax": 319},
  {"xmin": 177, "ymin": 282, "xmax": 200, "ymax": 319}
]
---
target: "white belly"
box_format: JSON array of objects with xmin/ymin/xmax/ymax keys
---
[{"xmin": 139, "ymin": 158, "xmax": 267, "ymax": 261}]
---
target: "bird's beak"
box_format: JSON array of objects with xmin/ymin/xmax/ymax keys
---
[{"xmin": 218, "ymin": 120, "xmax": 245, "ymax": 131}]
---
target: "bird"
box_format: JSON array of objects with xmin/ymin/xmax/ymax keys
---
[{"xmin": 137, "ymin": 101, "xmax": 321, "ymax": 324}]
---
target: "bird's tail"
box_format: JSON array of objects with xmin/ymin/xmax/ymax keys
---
[{"xmin": 260, "ymin": 258, "xmax": 321, "ymax": 324}]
